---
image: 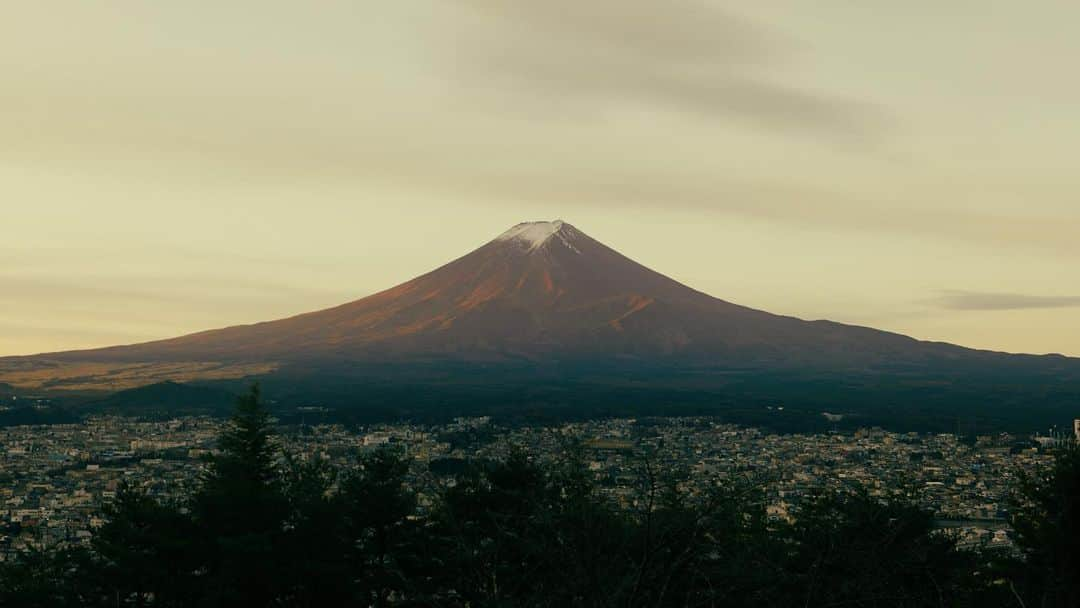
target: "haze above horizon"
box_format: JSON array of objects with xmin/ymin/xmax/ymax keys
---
[{"xmin": 4, "ymin": 2, "xmax": 1080, "ymax": 357}]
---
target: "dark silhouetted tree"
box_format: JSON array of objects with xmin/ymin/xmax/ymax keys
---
[
  {"xmin": 337, "ymin": 446, "xmax": 421, "ymax": 606},
  {"xmin": 277, "ymin": 452, "xmax": 352, "ymax": 606},
  {"xmin": 1010, "ymin": 442, "xmax": 1080, "ymax": 607},
  {"xmin": 189, "ymin": 384, "xmax": 288, "ymax": 607},
  {"xmin": 93, "ymin": 482, "xmax": 199, "ymax": 606},
  {"xmin": 0, "ymin": 546, "xmax": 102, "ymax": 608},
  {"xmin": 781, "ymin": 486, "xmax": 981, "ymax": 608}
]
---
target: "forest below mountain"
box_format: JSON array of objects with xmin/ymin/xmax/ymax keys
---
[{"xmin": 6, "ymin": 347, "xmax": 1078, "ymax": 438}]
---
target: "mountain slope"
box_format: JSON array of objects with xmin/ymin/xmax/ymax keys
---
[
  {"xmin": 1, "ymin": 221, "xmax": 1076, "ymax": 401},
  {"xmin": 9, "ymin": 221, "xmax": 992, "ymax": 365}
]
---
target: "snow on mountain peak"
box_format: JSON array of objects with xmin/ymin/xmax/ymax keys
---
[{"xmin": 495, "ymin": 220, "xmax": 580, "ymax": 253}]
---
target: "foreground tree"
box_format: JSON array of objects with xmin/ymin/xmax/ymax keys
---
[
  {"xmin": 625, "ymin": 469, "xmax": 781, "ymax": 607},
  {"xmin": 277, "ymin": 452, "xmax": 351, "ymax": 606},
  {"xmin": 0, "ymin": 546, "xmax": 101, "ymax": 608},
  {"xmin": 433, "ymin": 449, "xmax": 558, "ymax": 605},
  {"xmin": 189, "ymin": 384, "xmax": 289, "ymax": 606},
  {"xmin": 337, "ymin": 447, "xmax": 421, "ymax": 606},
  {"xmin": 1010, "ymin": 442, "xmax": 1080, "ymax": 607},
  {"xmin": 781, "ymin": 487, "xmax": 983, "ymax": 608},
  {"xmin": 93, "ymin": 483, "xmax": 199, "ymax": 606}
]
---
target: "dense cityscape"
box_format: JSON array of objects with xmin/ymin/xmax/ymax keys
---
[{"xmin": 5, "ymin": 407, "xmax": 1076, "ymax": 560}]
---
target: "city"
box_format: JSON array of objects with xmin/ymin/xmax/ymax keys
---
[{"xmin": 5, "ymin": 410, "xmax": 1076, "ymax": 559}]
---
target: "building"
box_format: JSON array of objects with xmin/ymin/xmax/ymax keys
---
[{"xmin": 1074, "ymin": 419, "xmax": 1080, "ymax": 442}]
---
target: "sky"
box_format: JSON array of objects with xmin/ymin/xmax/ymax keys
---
[{"xmin": 3, "ymin": 1, "xmax": 1080, "ymax": 357}]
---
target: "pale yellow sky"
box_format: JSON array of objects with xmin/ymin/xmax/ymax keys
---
[{"xmin": 3, "ymin": 1, "xmax": 1079, "ymax": 357}]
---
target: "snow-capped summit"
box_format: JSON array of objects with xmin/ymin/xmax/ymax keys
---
[{"xmin": 494, "ymin": 220, "xmax": 580, "ymax": 253}]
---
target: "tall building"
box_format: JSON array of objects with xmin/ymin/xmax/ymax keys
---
[{"xmin": 1074, "ymin": 419, "xmax": 1080, "ymax": 442}]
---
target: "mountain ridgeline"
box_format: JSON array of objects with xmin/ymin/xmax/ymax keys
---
[{"xmin": 2, "ymin": 221, "xmax": 1078, "ymax": 431}]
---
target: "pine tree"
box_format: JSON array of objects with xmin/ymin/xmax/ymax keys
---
[{"xmin": 190, "ymin": 384, "xmax": 288, "ymax": 607}]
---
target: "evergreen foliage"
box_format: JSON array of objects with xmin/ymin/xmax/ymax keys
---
[{"xmin": 1009, "ymin": 443, "xmax": 1080, "ymax": 607}]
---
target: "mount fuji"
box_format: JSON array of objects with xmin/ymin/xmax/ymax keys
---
[
  {"xmin": 2, "ymin": 220, "xmax": 1077, "ymax": 430},
  {"xmin": 3, "ymin": 220, "xmax": 981, "ymax": 364}
]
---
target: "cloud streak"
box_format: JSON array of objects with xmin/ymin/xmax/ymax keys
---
[
  {"xmin": 448, "ymin": 0, "xmax": 886, "ymax": 137},
  {"xmin": 933, "ymin": 291, "xmax": 1080, "ymax": 311}
]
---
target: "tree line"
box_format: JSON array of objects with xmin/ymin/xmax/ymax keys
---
[{"xmin": 1, "ymin": 386, "xmax": 1079, "ymax": 607}]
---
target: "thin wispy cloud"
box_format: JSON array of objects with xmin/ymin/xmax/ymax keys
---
[
  {"xmin": 450, "ymin": 0, "xmax": 886, "ymax": 137},
  {"xmin": 933, "ymin": 291, "xmax": 1080, "ymax": 311}
]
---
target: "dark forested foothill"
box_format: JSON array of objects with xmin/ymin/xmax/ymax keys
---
[{"xmin": 1, "ymin": 386, "xmax": 1077, "ymax": 607}]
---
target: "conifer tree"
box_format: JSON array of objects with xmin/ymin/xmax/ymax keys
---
[{"xmin": 190, "ymin": 384, "xmax": 288, "ymax": 607}]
